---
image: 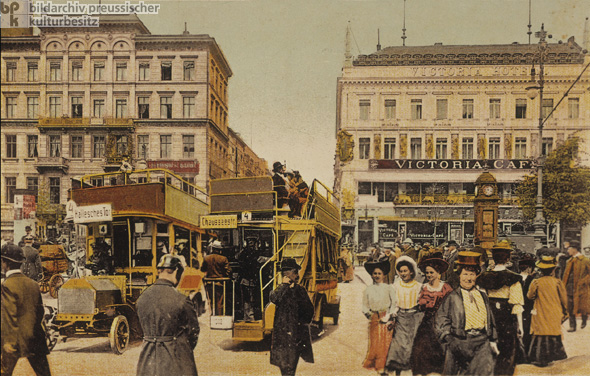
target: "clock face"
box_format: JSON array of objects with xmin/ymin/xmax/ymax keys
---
[{"xmin": 483, "ymin": 185, "xmax": 494, "ymax": 196}]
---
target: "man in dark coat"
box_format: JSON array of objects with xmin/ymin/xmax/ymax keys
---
[
  {"xmin": 435, "ymin": 251, "xmax": 498, "ymax": 376},
  {"xmin": 562, "ymin": 240, "xmax": 590, "ymax": 332},
  {"xmin": 1, "ymin": 243, "xmax": 51, "ymax": 376},
  {"xmin": 272, "ymin": 161, "xmax": 290, "ymax": 209},
  {"xmin": 136, "ymin": 254, "xmax": 199, "ymax": 376},
  {"xmin": 20, "ymin": 236, "xmax": 43, "ymax": 282},
  {"xmin": 201, "ymin": 240, "xmax": 231, "ymax": 315},
  {"xmin": 270, "ymin": 258, "xmax": 314, "ymax": 376}
]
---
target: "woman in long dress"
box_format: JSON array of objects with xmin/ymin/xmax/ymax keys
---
[
  {"xmin": 385, "ymin": 256, "xmax": 423, "ymax": 376},
  {"xmin": 362, "ymin": 259, "xmax": 397, "ymax": 375},
  {"xmin": 410, "ymin": 252, "xmax": 452, "ymax": 376},
  {"xmin": 527, "ymin": 255, "xmax": 568, "ymax": 367}
]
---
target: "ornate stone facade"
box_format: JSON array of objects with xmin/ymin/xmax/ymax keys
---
[{"xmin": 334, "ymin": 40, "xmax": 589, "ymax": 250}]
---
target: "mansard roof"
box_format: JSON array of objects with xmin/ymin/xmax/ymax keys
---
[{"xmin": 354, "ymin": 39, "xmax": 586, "ymax": 66}]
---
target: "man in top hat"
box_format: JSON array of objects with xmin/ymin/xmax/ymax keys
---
[
  {"xmin": 200, "ymin": 240, "xmax": 231, "ymax": 315},
  {"xmin": 476, "ymin": 240, "xmax": 524, "ymax": 376},
  {"xmin": 1, "ymin": 243, "xmax": 52, "ymax": 376},
  {"xmin": 441, "ymin": 240, "xmax": 460, "ymax": 288},
  {"xmin": 562, "ymin": 240, "xmax": 590, "ymax": 332},
  {"xmin": 435, "ymin": 251, "xmax": 498, "ymax": 376},
  {"xmin": 136, "ymin": 254, "xmax": 199, "ymax": 376},
  {"xmin": 269, "ymin": 258, "xmax": 314, "ymax": 376},
  {"xmin": 272, "ymin": 161, "xmax": 290, "ymax": 209},
  {"xmin": 20, "ymin": 235, "xmax": 43, "ymax": 282}
]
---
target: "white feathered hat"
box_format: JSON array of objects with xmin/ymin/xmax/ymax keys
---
[{"xmin": 395, "ymin": 255, "xmax": 418, "ymax": 277}]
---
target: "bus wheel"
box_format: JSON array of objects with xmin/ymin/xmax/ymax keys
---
[
  {"xmin": 49, "ymin": 275, "xmax": 64, "ymax": 298},
  {"xmin": 109, "ymin": 315, "xmax": 130, "ymax": 355}
]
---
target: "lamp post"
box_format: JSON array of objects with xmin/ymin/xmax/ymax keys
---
[{"xmin": 526, "ymin": 24, "xmax": 551, "ymax": 250}]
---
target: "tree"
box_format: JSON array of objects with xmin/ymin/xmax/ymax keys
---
[{"xmin": 516, "ymin": 137, "xmax": 590, "ymax": 238}]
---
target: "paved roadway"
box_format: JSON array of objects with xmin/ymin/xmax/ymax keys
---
[{"xmin": 12, "ymin": 270, "xmax": 590, "ymax": 376}]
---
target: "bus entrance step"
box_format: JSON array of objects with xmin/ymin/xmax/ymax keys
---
[{"xmin": 233, "ymin": 320, "xmax": 264, "ymax": 341}]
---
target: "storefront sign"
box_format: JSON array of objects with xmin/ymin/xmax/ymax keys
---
[
  {"xmin": 379, "ymin": 228, "xmax": 398, "ymax": 239},
  {"xmin": 74, "ymin": 204, "xmax": 112, "ymax": 224},
  {"xmin": 200, "ymin": 215, "xmax": 237, "ymax": 229},
  {"xmin": 370, "ymin": 159, "xmax": 533, "ymax": 170},
  {"xmin": 147, "ymin": 160, "xmax": 199, "ymax": 174}
]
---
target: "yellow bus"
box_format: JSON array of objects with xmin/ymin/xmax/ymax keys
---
[
  {"xmin": 54, "ymin": 169, "xmax": 209, "ymax": 354},
  {"xmin": 200, "ymin": 176, "xmax": 341, "ymax": 341}
]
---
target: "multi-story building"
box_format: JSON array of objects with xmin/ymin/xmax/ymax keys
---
[
  {"xmin": 334, "ymin": 37, "xmax": 589, "ymax": 250},
  {"xmin": 0, "ymin": 15, "xmax": 267, "ymax": 240}
]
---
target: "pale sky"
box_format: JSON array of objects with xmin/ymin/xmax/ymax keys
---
[{"xmin": 137, "ymin": 0, "xmax": 590, "ymax": 186}]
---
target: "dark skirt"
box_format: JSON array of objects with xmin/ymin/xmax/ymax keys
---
[
  {"xmin": 410, "ymin": 312, "xmax": 444, "ymax": 375},
  {"xmin": 490, "ymin": 298, "xmax": 518, "ymax": 376},
  {"xmin": 528, "ymin": 335, "xmax": 567, "ymax": 366},
  {"xmin": 363, "ymin": 311, "xmax": 394, "ymax": 371},
  {"xmin": 386, "ymin": 309, "xmax": 424, "ymax": 371}
]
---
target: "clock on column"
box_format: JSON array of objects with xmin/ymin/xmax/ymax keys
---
[{"xmin": 473, "ymin": 172, "xmax": 500, "ymax": 257}]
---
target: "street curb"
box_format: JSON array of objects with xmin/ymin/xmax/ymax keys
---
[{"xmin": 355, "ymin": 268, "xmax": 372, "ymax": 286}]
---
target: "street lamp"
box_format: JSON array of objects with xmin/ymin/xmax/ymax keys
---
[{"xmin": 526, "ymin": 24, "xmax": 551, "ymax": 250}]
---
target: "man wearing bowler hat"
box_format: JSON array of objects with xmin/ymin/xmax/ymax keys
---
[
  {"xmin": 1, "ymin": 244, "xmax": 51, "ymax": 376},
  {"xmin": 272, "ymin": 161, "xmax": 290, "ymax": 209},
  {"xmin": 269, "ymin": 258, "xmax": 314, "ymax": 376},
  {"xmin": 435, "ymin": 251, "xmax": 498, "ymax": 376},
  {"xmin": 562, "ymin": 240, "xmax": 590, "ymax": 331}
]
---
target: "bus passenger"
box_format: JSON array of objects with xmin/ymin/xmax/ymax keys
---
[
  {"xmin": 288, "ymin": 171, "xmax": 309, "ymax": 219},
  {"xmin": 272, "ymin": 162, "xmax": 290, "ymax": 209},
  {"xmin": 201, "ymin": 241, "xmax": 231, "ymax": 315},
  {"xmin": 238, "ymin": 235, "xmax": 268, "ymax": 321}
]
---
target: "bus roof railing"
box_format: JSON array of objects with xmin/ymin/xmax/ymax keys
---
[{"xmin": 78, "ymin": 169, "xmax": 208, "ymax": 205}]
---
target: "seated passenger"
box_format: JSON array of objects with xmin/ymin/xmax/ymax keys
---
[
  {"xmin": 272, "ymin": 161, "xmax": 290, "ymax": 209},
  {"xmin": 288, "ymin": 171, "xmax": 309, "ymax": 218}
]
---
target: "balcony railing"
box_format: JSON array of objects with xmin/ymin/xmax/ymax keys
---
[
  {"xmin": 34, "ymin": 156, "xmax": 69, "ymax": 173},
  {"xmin": 392, "ymin": 193, "xmax": 519, "ymax": 205},
  {"xmin": 38, "ymin": 117, "xmax": 90, "ymax": 126}
]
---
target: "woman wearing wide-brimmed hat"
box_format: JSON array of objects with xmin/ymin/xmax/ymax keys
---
[
  {"xmin": 410, "ymin": 252, "xmax": 452, "ymax": 376},
  {"xmin": 362, "ymin": 258, "xmax": 397, "ymax": 375},
  {"xmin": 527, "ymin": 255, "xmax": 568, "ymax": 367},
  {"xmin": 476, "ymin": 240, "xmax": 525, "ymax": 376},
  {"xmin": 385, "ymin": 256, "xmax": 424, "ymax": 376}
]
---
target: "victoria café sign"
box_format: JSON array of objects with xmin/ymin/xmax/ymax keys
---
[{"xmin": 369, "ymin": 159, "xmax": 534, "ymax": 170}]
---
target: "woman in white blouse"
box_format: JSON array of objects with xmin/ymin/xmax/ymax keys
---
[{"xmin": 362, "ymin": 259, "xmax": 397, "ymax": 376}]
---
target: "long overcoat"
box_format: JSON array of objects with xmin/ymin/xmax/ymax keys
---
[
  {"xmin": 562, "ymin": 254, "xmax": 590, "ymax": 315},
  {"xmin": 136, "ymin": 279, "xmax": 199, "ymax": 376},
  {"xmin": 1, "ymin": 272, "xmax": 49, "ymax": 358},
  {"xmin": 527, "ymin": 276, "xmax": 568, "ymax": 335},
  {"xmin": 269, "ymin": 283, "xmax": 314, "ymax": 369}
]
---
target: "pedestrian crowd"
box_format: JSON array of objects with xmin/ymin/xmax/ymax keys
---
[
  {"xmin": 360, "ymin": 238, "xmax": 589, "ymax": 376},
  {"xmin": 1, "ymin": 235, "xmax": 588, "ymax": 376}
]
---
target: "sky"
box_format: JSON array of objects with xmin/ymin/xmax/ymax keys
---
[{"xmin": 135, "ymin": 0, "xmax": 590, "ymax": 186}]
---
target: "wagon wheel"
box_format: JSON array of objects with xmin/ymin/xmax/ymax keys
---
[
  {"xmin": 48, "ymin": 275, "xmax": 64, "ymax": 299},
  {"xmin": 39, "ymin": 280, "xmax": 50, "ymax": 294},
  {"xmin": 109, "ymin": 315, "xmax": 130, "ymax": 355},
  {"xmin": 46, "ymin": 327, "xmax": 59, "ymax": 352}
]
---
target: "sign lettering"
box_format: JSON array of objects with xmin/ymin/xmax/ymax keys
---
[
  {"xmin": 147, "ymin": 160, "xmax": 199, "ymax": 174},
  {"xmin": 200, "ymin": 215, "xmax": 238, "ymax": 229},
  {"xmin": 370, "ymin": 159, "xmax": 533, "ymax": 170},
  {"xmin": 74, "ymin": 204, "xmax": 112, "ymax": 224}
]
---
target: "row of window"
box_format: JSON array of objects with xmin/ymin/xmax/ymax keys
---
[
  {"xmin": 4, "ymin": 134, "xmax": 196, "ymax": 160},
  {"xmin": 357, "ymin": 182, "xmax": 518, "ymax": 202},
  {"xmin": 5, "ymin": 95, "xmax": 197, "ymax": 120},
  {"xmin": 358, "ymin": 97, "xmax": 580, "ymax": 120},
  {"xmin": 357, "ymin": 136, "xmax": 553, "ymax": 160},
  {"xmin": 4, "ymin": 60, "xmax": 197, "ymax": 83},
  {"xmin": 4, "ymin": 176, "xmax": 57, "ymax": 204}
]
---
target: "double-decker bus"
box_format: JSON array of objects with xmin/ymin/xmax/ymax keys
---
[
  {"xmin": 200, "ymin": 176, "xmax": 341, "ymax": 341},
  {"xmin": 54, "ymin": 169, "xmax": 209, "ymax": 354}
]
